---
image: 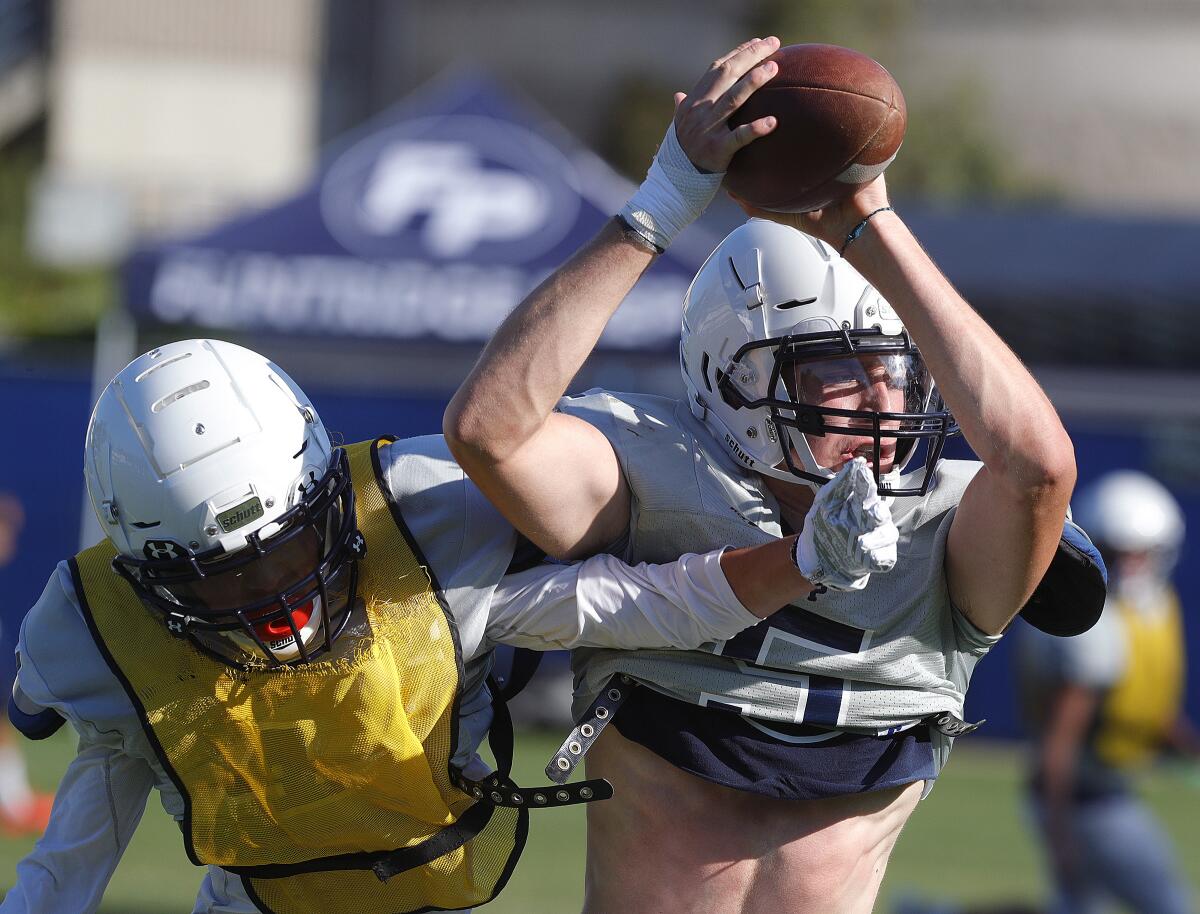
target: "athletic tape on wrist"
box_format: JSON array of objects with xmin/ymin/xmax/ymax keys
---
[{"xmin": 620, "ymin": 123, "xmax": 724, "ymax": 252}]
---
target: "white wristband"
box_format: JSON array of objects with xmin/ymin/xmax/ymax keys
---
[{"xmin": 620, "ymin": 124, "xmax": 724, "ymax": 252}]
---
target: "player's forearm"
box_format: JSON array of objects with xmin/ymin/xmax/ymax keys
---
[
  {"xmin": 844, "ymin": 214, "xmax": 1076, "ymax": 499},
  {"xmin": 444, "ymin": 220, "xmax": 655, "ymax": 464},
  {"xmin": 489, "ymin": 537, "xmax": 820, "ymax": 652},
  {"xmin": 719, "ymin": 536, "xmax": 816, "ymax": 618}
]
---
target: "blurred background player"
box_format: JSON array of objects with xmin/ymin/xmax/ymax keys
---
[
  {"xmin": 0, "ymin": 493, "xmax": 52, "ymax": 837},
  {"xmin": 1017, "ymin": 471, "xmax": 1200, "ymax": 914}
]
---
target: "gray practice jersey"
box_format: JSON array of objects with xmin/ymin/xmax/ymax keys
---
[{"xmin": 560, "ymin": 391, "xmax": 1001, "ymax": 743}]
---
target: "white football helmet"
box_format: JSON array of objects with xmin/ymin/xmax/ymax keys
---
[
  {"xmin": 681, "ymin": 219, "xmax": 956, "ymax": 495},
  {"xmin": 1072, "ymin": 470, "xmax": 1184, "ymax": 579},
  {"xmin": 85, "ymin": 339, "xmax": 365, "ymax": 667}
]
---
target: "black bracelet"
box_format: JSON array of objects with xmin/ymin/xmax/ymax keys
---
[
  {"xmin": 839, "ymin": 206, "xmax": 894, "ymax": 256},
  {"xmin": 614, "ymin": 214, "xmax": 665, "ymax": 255}
]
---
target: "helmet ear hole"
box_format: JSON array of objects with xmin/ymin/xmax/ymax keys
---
[{"xmin": 716, "ymin": 368, "xmax": 750, "ymax": 410}]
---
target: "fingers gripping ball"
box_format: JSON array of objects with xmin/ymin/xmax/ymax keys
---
[
  {"xmin": 793, "ymin": 458, "xmax": 899, "ymax": 592},
  {"xmin": 724, "ymin": 44, "xmax": 906, "ymax": 213}
]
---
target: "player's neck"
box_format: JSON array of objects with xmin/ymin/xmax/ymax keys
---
[{"xmin": 761, "ymin": 474, "xmax": 816, "ymax": 533}]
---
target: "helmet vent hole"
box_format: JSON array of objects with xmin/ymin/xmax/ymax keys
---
[
  {"xmin": 292, "ymin": 439, "xmax": 310, "ymax": 460},
  {"xmin": 151, "ymin": 380, "xmax": 211, "ymax": 413},
  {"xmin": 700, "ymin": 353, "xmax": 712, "ymax": 393},
  {"xmin": 134, "ymin": 351, "xmax": 192, "ymax": 383},
  {"xmin": 775, "ymin": 297, "xmax": 818, "ymax": 311}
]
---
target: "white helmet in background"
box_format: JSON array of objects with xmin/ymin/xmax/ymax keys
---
[
  {"xmin": 85, "ymin": 339, "xmax": 365, "ymax": 667},
  {"xmin": 680, "ymin": 219, "xmax": 956, "ymax": 496},
  {"xmin": 1072, "ymin": 470, "xmax": 1185, "ymax": 584}
]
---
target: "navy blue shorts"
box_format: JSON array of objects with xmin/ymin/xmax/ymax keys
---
[{"xmin": 612, "ymin": 685, "xmax": 936, "ymax": 800}]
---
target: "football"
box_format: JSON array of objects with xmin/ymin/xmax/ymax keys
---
[{"xmin": 724, "ymin": 43, "xmax": 906, "ymax": 213}]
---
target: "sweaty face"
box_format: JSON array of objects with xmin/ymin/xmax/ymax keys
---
[{"xmin": 785, "ymin": 353, "xmax": 925, "ymax": 474}]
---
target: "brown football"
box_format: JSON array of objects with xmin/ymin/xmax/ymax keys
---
[{"xmin": 725, "ymin": 44, "xmax": 906, "ymax": 213}]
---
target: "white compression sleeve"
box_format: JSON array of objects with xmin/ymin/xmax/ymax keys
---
[{"xmin": 485, "ymin": 549, "xmax": 759, "ymax": 653}]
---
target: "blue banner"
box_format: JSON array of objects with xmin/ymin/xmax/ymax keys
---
[{"xmin": 121, "ymin": 75, "xmax": 717, "ymax": 352}]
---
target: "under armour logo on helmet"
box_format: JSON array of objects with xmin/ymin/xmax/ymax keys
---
[
  {"xmin": 165, "ymin": 615, "xmax": 188, "ymax": 637},
  {"xmin": 348, "ymin": 532, "xmax": 367, "ymax": 559},
  {"xmin": 143, "ymin": 539, "xmax": 184, "ymax": 561}
]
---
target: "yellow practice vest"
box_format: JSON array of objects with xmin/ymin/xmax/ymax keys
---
[
  {"xmin": 72, "ymin": 438, "xmax": 524, "ymax": 914},
  {"xmin": 1093, "ymin": 591, "xmax": 1186, "ymax": 769}
]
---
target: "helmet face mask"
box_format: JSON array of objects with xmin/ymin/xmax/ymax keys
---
[
  {"xmin": 720, "ymin": 327, "xmax": 956, "ymax": 496},
  {"xmin": 680, "ymin": 220, "xmax": 957, "ymax": 498},
  {"xmin": 112, "ymin": 448, "xmax": 364, "ymax": 668}
]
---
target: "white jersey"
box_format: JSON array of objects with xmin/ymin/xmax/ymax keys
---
[
  {"xmin": 559, "ymin": 391, "xmax": 1001, "ymax": 739},
  {"xmin": 3, "ymin": 435, "xmax": 758, "ymax": 914}
]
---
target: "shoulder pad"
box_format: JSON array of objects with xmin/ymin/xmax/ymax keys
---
[{"xmin": 1019, "ymin": 519, "xmax": 1107, "ymax": 637}]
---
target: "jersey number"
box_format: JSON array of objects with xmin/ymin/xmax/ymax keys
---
[{"xmin": 711, "ymin": 607, "xmax": 870, "ymax": 729}]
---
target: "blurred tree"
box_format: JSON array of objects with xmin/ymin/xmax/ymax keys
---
[
  {"xmin": 0, "ymin": 132, "xmax": 112, "ymax": 341},
  {"xmin": 598, "ymin": 74, "xmax": 678, "ymax": 185},
  {"xmin": 600, "ymin": 0, "xmax": 1058, "ymax": 205},
  {"xmin": 750, "ymin": 0, "xmax": 1058, "ymax": 204},
  {"xmin": 747, "ymin": 0, "xmax": 912, "ymax": 63}
]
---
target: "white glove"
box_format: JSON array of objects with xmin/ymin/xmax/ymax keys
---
[
  {"xmin": 792, "ymin": 457, "xmax": 899, "ymax": 592},
  {"xmin": 619, "ymin": 123, "xmax": 724, "ymax": 252}
]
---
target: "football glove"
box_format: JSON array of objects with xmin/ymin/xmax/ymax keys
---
[{"xmin": 792, "ymin": 457, "xmax": 899, "ymax": 592}]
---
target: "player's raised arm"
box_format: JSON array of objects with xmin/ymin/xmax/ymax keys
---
[
  {"xmin": 751, "ymin": 180, "xmax": 1076, "ymax": 635},
  {"xmin": 444, "ymin": 38, "xmax": 780, "ymax": 559}
]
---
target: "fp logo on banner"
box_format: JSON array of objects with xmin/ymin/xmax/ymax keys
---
[{"xmin": 321, "ymin": 115, "xmax": 581, "ymax": 261}]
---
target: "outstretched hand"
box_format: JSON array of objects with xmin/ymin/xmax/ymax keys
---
[{"xmin": 673, "ymin": 37, "xmax": 781, "ymax": 174}]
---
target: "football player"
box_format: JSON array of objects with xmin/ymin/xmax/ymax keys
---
[
  {"xmin": 1018, "ymin": 471, "xmax": 1199, "ymax": 914},
  {"xmin": 444, "ymin": 38, "xmax": 1079, "ymax": 913},
  {"xmin": 0, "ymin": 339, "xmax": 892, "ymax": 914}
]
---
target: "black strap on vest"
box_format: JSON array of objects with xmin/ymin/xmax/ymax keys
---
[
  {"xmin": 452, "ymin": 671, "xmax": 613, "ymax": 812},
  {"xmin": 366, "ymin": 669, "xmax": 612, "ymax": 883},
  {"xmin": 225, "ymin": 799, "xmax": 499, "ymax": 881},
  {"xmin": 368, "ymin": 800, "xmax": 496, "ymax": 883},
  {"xmin": 493, "ymin": 648, "xmax": 543, "ymax": 704}
]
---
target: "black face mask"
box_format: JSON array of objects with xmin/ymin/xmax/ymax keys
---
[
  {"xmin": 721, "ymin": 328, "xmax": 959, "ymax": 496},
  {"xmin": 113, "ymin": 448, "xmax": 367, "ymax": 668}
]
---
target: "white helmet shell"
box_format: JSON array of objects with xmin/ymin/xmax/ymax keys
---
[
  {"xmin": 1072, "ymin": 470, "xmax": 1185, "ymax": 556},
  {"xmin": 85, "ymin": 339, "xmax": 333, "ymax": 561},
  {"xmin": 680, "ymin": 219, "xmax": 946, "ymax": 494}
]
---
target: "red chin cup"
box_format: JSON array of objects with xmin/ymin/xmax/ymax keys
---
[{"xmin": 255, "ymin": 602, "xmax": 315, "ymax": 642}]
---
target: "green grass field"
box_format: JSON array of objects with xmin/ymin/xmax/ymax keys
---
[{"xmin": 3, "ymin": 728, "xmax": 1199, "ymax": 912}]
